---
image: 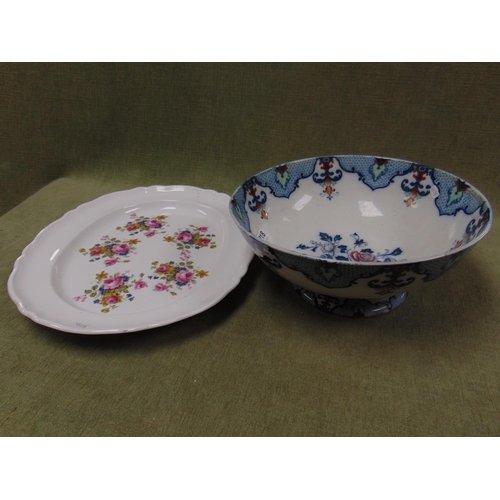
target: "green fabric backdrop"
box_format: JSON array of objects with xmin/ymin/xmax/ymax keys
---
[{"xmin": 1, "ymin": 63, "xmax": 499, "ymax": 436}]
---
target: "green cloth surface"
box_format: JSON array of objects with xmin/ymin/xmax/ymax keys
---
[{"xmin": 1, "ymin": 63, "xmax": 499, "ymax": 436}]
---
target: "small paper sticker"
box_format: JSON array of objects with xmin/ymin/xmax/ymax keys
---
[
  {"xmin": 430, "ymin": 185, "xmax": 439, "ymax": 199},
  {"xmin": 258, "ymin": 229, "xmax": 268, "ymax": 241}
]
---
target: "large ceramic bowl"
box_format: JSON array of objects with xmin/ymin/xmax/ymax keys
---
[{"xmin": 229, "ymin": 155, "xmax": 494, "ymax": 317}]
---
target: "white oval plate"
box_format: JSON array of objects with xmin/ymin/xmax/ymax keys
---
[{"xmin": 8, "ymin": 186, "xmax": 253, "ymax": 334}]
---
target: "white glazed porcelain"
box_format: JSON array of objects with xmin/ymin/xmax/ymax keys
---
[
  {"xmin": 230, "ymin": 156, "xmax": 494, "ymax": 317},
  {"xmin": 8, "ymin": 186, "xmax": 253, "ymax": 334}
]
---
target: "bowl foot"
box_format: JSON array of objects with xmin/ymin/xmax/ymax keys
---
[{"xmin": 294, "ymin": 287, "xmax": 408, "ymax": 318}]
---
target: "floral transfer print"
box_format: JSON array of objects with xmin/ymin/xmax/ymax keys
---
[
  {"xmin": 401, "ymin": 166, "xmax": 434, "ymax": 207},
  {"xmin": 244, "ymin": 179, "xmax": 269, "ymax": 219},
  {"xmin": 74, "ymin": 270, "xmax": 147, "ymax": 313},
  {"xmin": 163, "ymin": 225, "xmax": 217, "ymax": 251},
  {"xmin": 274, "ymin": 164, "xmax": 290, "ymax": 189},
  {"xmin": 116, "ymin": 213, "xmax": 169, "ymax": 237},
  {"xmin": 232, "ymin": 156, "xmax": 491, "ymax": 226},
  {"xmin": 74, "ymin": 216, "xmax": 215, "ymax": 310},
  {"xmin": 312, "ymin": 158, "xmax": 342, "ymax": 200},
  {"xmin": 451, "ymin": 204, "xmax": 491, "ymax": 250},
  {"xmin": 148, "ymin": 260, "xmax": 209, "ymax": 295},
  {"xmin": 79, "ymin": 236, "xmax": 140, "ymax": 266},
  {"xmin": 369, "ymin": 158, "xmax": 389, "ymax": 182},
  {"xmin": 446, "ymin": 179, "xmax": 470, "ymax": 206},
  {"xmin": 296, "ymin": 286, "xmax": 407, "ymax": 317},
  {"xmin": 367, "ymin": 267, "xmax": 415, "ymax": 296},
  {"xmin": 297, "ymin": 232, "xmax": 403, "ymax": 263}
]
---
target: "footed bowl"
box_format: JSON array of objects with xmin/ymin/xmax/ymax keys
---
[{"xmin": 229, "ymin": 155, "xmax": 494, "ymax": 317}]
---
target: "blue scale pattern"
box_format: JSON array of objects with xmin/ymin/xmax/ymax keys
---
[
  {"xmin": 254, "ymin": 158, "xmax": 317, "ymax": 198},
  {"xmin": 336, "ymin": 156, "xmax": 414, "ymax": 190},
  {"xmin": 230, "ymin": 156, "xmax": 492, "ymax": 247}
]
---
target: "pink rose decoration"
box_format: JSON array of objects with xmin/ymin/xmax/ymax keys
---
[
  {"xmin": 177, "ymin": 231, "xmax": 193, "ymax": 243},
  {"xmin": 126, "ymin": 224, "xmax": 138, "ymax": 231},
  {"xmin": 104, "ymin": 259, "xmax": 118, "ymax": 266},
  {"xmin": 104, "ymin": 295, "xmax": 119, "ymax": 305},
  {"xmin": 134, "ymin": 280, "xmax": 147, "ymax": 290},
  {"xmin": 90, "ymin": 247, "xmax": 104, "ymax": 255},
  {"xmin": 198, "ymin": 238, "xmax": 210, "ymax": 246},
  {"xmin": 156, "ymin": 265, "xmax": 171, "ymax": 273},
  {"xmin": 103, "ymin": 276, "xmax": 124, "ymax": 289},
  {"xmin": 155, "ymin": 282, "xmax": 168, "ymax": 291},
  {"xmin": 145, "ymin": 231, "xmax": 156, "ymax": 238},
  {"xmin": 175, "ymin": 270, "xmax": 194, "ymax": 284},
  {"xmin": 197, "ymin": 227, "xmax": 208, "ymax": 232},
  {"xmin": 111, "ymin": 243, "xmax": 130, "ymax": 255},
  {"xmin": 349, "ymin": 250, "xmax": 377, "ymax": 263},
  {"xmin": 144, "ymin": 219, "xmax": 161, "ymax": 228}
]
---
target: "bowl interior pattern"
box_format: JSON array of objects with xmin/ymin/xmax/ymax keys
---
[{"xmin": 231, "ymin": 156, "xmax": 492, "ymax": 263}]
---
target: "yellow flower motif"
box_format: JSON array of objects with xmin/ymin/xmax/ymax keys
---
[
  {"xmin": 96, "ymin": 271, "xmax": 109, "ymax": 281},
  {"xmin": 79, "ymin": 248, "xmax": 86, "ymax": 253},
  {"xmin": 128, "ymin": 239, "xmax": 140, "ymax": 245},
  {"xmin": 163, "ymin": 236, "xmax": 175, "ymax": 242},
  {"xmin": 90, "ymin": 246, "xmax": 105, "ymax": 255},
  {"xmin": 100, "ymin": 292, "xmax": 122, "ymax": 307},
  {"xmin": 196, "ymin": 270, "xmax": 209, "ymax": 278},
  {"xmin": 157, "ymin": 215, "xmax": 167, "ymax": 220},
  {"xmin": 156, "ymin": 263, "xmax": 173, "ymax": 274}
]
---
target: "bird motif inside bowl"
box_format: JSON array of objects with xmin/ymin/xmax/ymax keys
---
[{"xmin": 229, "ymin": 155, "xmax": 494, "ymax": 317}]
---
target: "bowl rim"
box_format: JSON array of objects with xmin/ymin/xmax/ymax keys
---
[{"xmin": 229, "ymin": 154, "xmax": 495, "ymax": 266}]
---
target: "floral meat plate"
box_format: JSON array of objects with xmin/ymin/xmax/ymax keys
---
[{"xmin": 8, "ymin": 186, "xmax": 253, "ymax": 333}]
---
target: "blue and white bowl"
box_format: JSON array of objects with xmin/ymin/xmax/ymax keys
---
[{"xmin": 230, "ymin": 155, "xmax": 494, "ymax": 317}]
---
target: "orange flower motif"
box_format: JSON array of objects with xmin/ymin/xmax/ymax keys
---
[{"xmin": 323, "ymin": 186, "xmax": 335, "ymax": 198}]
